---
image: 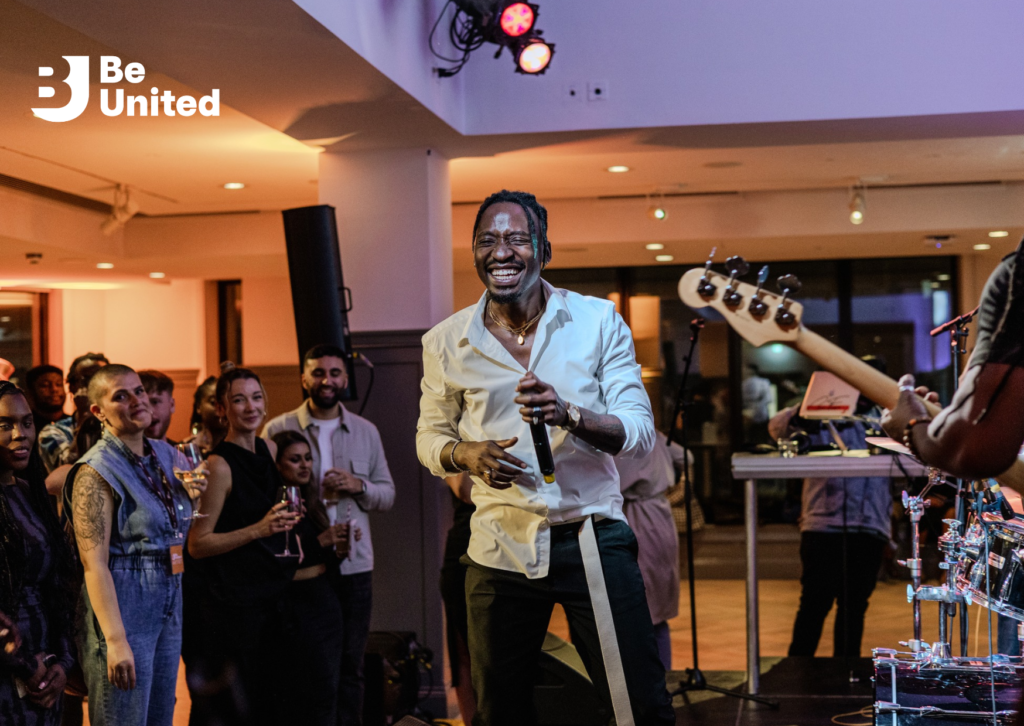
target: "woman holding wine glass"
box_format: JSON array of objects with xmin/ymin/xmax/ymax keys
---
[{"xmin": 188, "ymin": 367, "xmax": 342, "ymax": 726}]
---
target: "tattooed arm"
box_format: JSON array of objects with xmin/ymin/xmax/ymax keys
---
[{"xmin": 72, "ymin": 466, "xmax": 136, "ymax": 691}]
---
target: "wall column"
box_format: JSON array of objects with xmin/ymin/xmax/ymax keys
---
[{"xmin": 318, "ymin": 147, "xmax": 455, "ymax": 714}]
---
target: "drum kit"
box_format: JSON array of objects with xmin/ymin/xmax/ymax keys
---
[{"xmin": 871, "ymin": 454, "xmax": 1024, "ymax": 726}]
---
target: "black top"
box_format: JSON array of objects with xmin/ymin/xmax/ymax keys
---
[
  {"xmin": 970, "ymin": 241, "xmax": 1024, "ymax": 370},
  {"xmin": 207, "ymin": 439, "xmax": 297, "ymax": 603},
  {"xmin": 0, "ymin": 479, "xmax": 74, "ymax": 726}
]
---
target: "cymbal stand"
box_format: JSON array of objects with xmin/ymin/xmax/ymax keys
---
[{"xmin": 932, "ymin": 306, "xmax": 978, "ymax": 656}]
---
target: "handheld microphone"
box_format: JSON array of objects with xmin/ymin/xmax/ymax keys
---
[{"xmin": 529, "ymin": 420, "xmax": 556, "ymax": 484}]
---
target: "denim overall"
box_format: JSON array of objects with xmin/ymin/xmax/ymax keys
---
[{"xmin": 75, "ymin": 432, "xmax": 191, "ymax": 726}]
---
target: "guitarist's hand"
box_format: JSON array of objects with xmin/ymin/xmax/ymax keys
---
[{"xmin": 881, "ymin": 374, "xmax": 934, "ymax": 442}]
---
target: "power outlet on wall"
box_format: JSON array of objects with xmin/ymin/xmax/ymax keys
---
[{"xmin": 587, "ymin": 81, "xmax": 607, "ymax": 101}]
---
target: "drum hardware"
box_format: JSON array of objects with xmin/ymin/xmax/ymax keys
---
[
  {"xmin": 874, "ymin": 648, "xmax": 1023, "ymax": 726},
  {"xmin": 899, "ymin": 469, "xmax": 943, "ymax": 651}
]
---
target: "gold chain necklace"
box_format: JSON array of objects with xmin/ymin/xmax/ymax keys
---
[{"xmin": 487, "ymin": 300, "xmax": 545, "ymax": 345}]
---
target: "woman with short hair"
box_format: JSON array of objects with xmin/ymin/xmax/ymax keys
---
[{"xmin": 67, "ymin": 364, "xmax": 200, "ymax": 726}]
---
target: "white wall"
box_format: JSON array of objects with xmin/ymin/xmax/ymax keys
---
[
  {"xmin": 292, "ymin": 0, "xmax": 465, "ymax": 130},
  {"xmin": 59, "ymin": 279, "xmax": 206, "ymax": 375},
  {"xmin": 241, "ymin": 276, "xmax": 299, "ymax": 366},
  {"xmin": 461, "ymin": 0, "xmax": 1024, "ymax": 135}
]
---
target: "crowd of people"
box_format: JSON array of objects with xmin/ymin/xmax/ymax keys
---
[
  {"xmin": 4, "ymin": 184, "xmax": 1024, "ymax": 726},
  {"xmin": 0, "ymin": 344, "xmax": 394, "ymax": 726}
]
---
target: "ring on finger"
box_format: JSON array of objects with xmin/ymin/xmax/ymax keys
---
[{"xmin": 532, "ymin": 405, "xmax": 542, "ymax": 425}]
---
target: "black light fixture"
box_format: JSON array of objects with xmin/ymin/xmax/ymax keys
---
[{"xmin": 431, "ymin": 0, "xmax": 554, "ymax": 77}]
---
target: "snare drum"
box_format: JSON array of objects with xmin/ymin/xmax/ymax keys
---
[{"xmin": 956, "ymin": 513, "xmax": 1024, "ymax": 621}]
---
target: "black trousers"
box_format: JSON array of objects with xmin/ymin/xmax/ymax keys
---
[
  {"xmin": 464, "ymin": 518, "xmax": 675, "ymax": 726},
  {"xmin": 788, "ymin": 530, "xmax": 886, "ymax": 658}
]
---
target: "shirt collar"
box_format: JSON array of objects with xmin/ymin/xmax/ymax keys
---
[
  {"xmin": 460, "ymin": 279, "xmax": 572, "ymax": 358},
  {"xmin": 298, "ymin": 399, "xmax": 349, "ymax": 432}
]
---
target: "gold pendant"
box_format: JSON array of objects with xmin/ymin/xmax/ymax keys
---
[{"xmin": 517, "ymin": 334, "xmax": 525, "ymax": 345}]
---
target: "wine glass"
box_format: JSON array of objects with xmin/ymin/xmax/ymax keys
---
[
  {"xmin": 276, "ymin": 485, "xmax": 303, "ymax": 558},
  {"xmin": 174, "ymin": 443, "xmax": 207, "ymax": 520}
]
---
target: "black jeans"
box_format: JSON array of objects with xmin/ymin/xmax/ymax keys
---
[
  {"xmin": 788, "ymin": 530, "xmax": 886, "ymax": 657},
  {"xmin": 334, "ymin": 571, "xmax": 373, "ymax": 726},
  {"xmin": 287, "ymin": 576, "xmax": 344, "ymax": 726},
  {"xmin": 464, "ymin": 518, "xmax": 675, "ymax": 726}
]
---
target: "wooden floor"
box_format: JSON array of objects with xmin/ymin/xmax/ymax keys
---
[{"xmin": 86, "ymin": 577, "xmax": 1004, "ymax": 726}]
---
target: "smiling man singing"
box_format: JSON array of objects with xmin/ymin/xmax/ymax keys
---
[{"xmin": 417, "ymin": 190, "xmax": 675, "ymax": 726}]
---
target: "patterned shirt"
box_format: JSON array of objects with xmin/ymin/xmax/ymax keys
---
[{"xmin": 38, "ymin": 415, "xmax": 75, "ymax": 473}]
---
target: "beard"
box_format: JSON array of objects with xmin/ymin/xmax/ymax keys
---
[
  {"xmin": 488, "ymin": 287, "xmax": 524, "ymax": 305},
  {"xmin": 310, "ymin": 385, "xmax": 341, "ymax": 409}
]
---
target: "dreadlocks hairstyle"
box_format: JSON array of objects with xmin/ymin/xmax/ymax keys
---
[
  {"xmin": 471, "ymin": 190, "xmax": 552, "ymax": 267},
  {"xmin": 0, "ymin": 381, "xmax": 79, "ymax": 648}
]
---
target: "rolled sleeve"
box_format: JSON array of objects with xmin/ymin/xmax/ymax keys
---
[
  {"xmin": 416, "ymin": 342, "xmax": 463, "ymax": 478},
  {"xmin": 598, "ymin": 306, "xmax": 655, "ymax": 458}
]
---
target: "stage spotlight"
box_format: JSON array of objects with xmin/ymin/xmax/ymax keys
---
[
  {"xmin": 431, "ymin": 0, "xmax": 553, "ymax": 77},
  {"xmin": 849, "ymin": 188, "xmax": 866, "ymax": 225},
  {"xmin": 647, "ymin": 205, "xmax": 667, "ymax": 221},
  {"xmin": 499, "ymin": 3, "xmax": 536, "ymax": 37},
  {"xmin": 515, "ymin": 38, "xmax": 554, "ymax": 74}
]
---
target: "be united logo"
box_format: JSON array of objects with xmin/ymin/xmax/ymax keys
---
[{"xmin": 33, "ymin": 56, "xmax": 221, "ymax": 123}]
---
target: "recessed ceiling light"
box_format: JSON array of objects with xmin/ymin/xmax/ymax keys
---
[
  {"xmin": 645, "ymin": 243, "xmax": 664, "ymax": 250},
  {"xmin": 974, "ymin": 243, "xmax": 992, "ymax": 251},
  {"xmin": 149, "ymin": 272, "xmax": 166, "ymax": 279},
  {"xmin": 606, "ymin": 165, "xmax": 630, "ymax": 173},
  {"xmin": 223, "ymin": 182, "xmax": 245, "ymax": 190},
  {"xmin": 989, "ymin": 230, "xmax": 1009, "ymax": 238},
  {"xmin": 655, "ymin": 254, "xmax": 674, "ymax": 262},
  {"xmin": 96, "ymin": 262, "xmax": 114, "ymax": 269}
]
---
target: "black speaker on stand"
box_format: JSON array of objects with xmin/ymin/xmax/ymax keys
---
[{"xmin": 281, "ymin": 204, "xmax": 357, "ymax": 400}]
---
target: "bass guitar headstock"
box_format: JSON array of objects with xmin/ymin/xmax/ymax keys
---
[{"xmin": 678, "ymin": 252, "xmax": 804, "ymax": 347}]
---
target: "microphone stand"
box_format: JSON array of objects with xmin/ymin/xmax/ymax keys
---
[
  {"xmin": 930, "ymin": 306, "xmax": 978, "ymax": 657},
  {"xmin": 667, "ymin": 317, "xmax": 778, "ymax": 709}
]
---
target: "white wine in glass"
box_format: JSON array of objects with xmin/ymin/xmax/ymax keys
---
[
  {"xmin": 175, "ymin": 443, "xmax": 207, "ymax": 520},
  {"xmin": 276, "ymin": 486, "xmax": 303, "ymax": 558}
]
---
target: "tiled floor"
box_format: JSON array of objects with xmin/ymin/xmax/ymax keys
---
[{"xmin": 85, "ymin": 577, "xmax": 998, "ymax": 725}]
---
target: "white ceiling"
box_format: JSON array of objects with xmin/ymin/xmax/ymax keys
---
[{"xmin": 1, "ymin": 0, "xmax": 1023, "ymax": 293}]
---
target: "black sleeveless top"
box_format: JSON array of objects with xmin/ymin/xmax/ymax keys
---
[{"xmin": 207, "ymin": 439, "xmax": 322, "ymax": 603}]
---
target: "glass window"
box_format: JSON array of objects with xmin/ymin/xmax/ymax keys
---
[
  {"xmin": 0, "ymin": 292, "xmax": 44, "ymax": 385},
  {"xmin": 218, "ymin": 280, "xmax": 243, "ymax": 365},
  {"xmin": 851, "ymin": 257, "xmax": 957, "ymax": 401}
]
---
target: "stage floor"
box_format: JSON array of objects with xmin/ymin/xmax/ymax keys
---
[
  {"xmin": 667, "ymin": 657, "xmax": 874, "ymax": 726},
  {"xmin": 150, "ymin": 577, "xmax": 999, "ymax": 725}
]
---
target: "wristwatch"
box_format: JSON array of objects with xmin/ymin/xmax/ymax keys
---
[{"xmin": 561, "ymin": 402, "xmax": 581, "ymax": 432}]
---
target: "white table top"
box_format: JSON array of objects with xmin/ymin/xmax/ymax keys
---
[{"xmin": 731, "ymin": 451, "xmax": 930, "ymax": 479}]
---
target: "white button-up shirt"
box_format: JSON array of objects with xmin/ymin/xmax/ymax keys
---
[{"xmin": 416, "ymin": 281, "xmax": 655, "ymax": 578}]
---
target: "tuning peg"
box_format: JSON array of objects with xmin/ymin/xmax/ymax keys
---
[
  {"xmin": 696, "ymin": 247, "xmax": 718, "ymax": 298},
  {"xmin": 775, "ymin": 274, "xmax": 801, "ymax": 328},
  {"xmin": 748, "ymin": 265, "xmax": 769, "ymax": 318},
  {"xmin": 721, "ymin": 256, "xmax": 749, "ymax": 308}
]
